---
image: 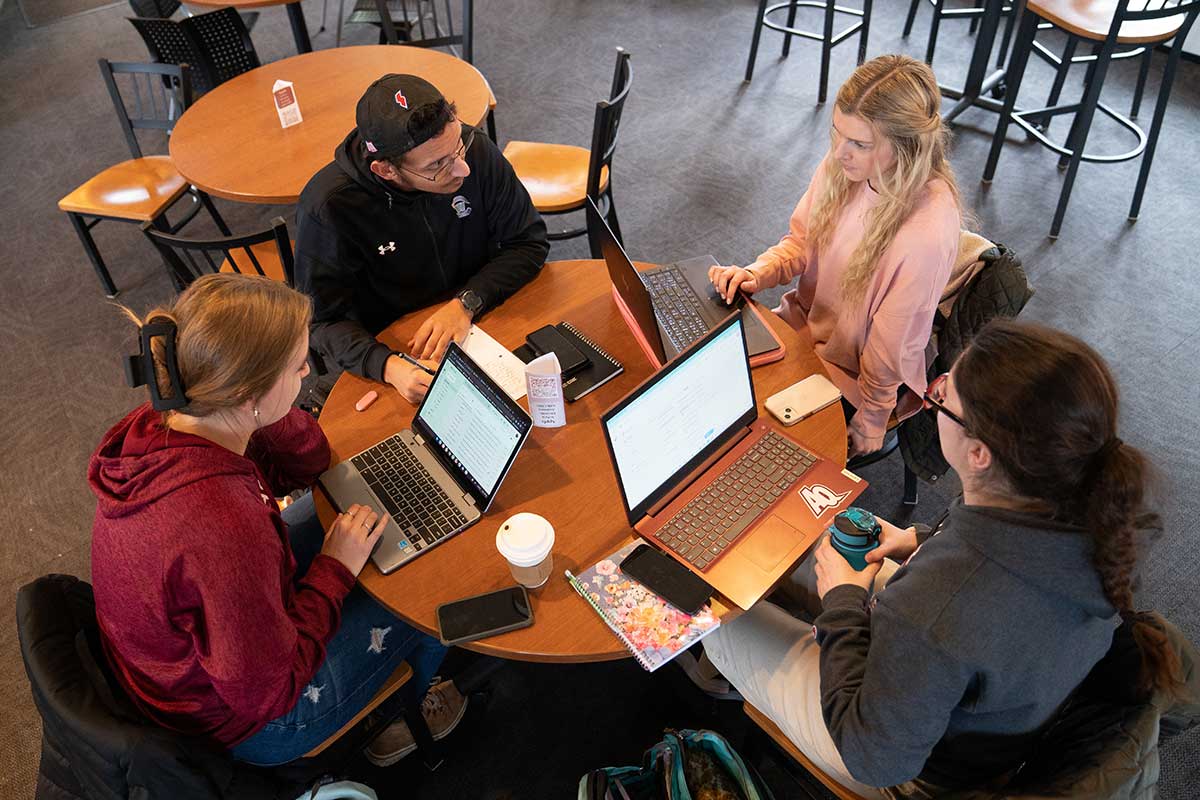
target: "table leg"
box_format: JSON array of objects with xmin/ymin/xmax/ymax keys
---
[
  {"xmin": 939, "ymin": 0, "xmax": 1019, "ymax": 124},
  {"xmin": 287, "ymin": 1, "xmax": 314, "ymax": 53}
]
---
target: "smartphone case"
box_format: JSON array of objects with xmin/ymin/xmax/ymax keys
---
[{"xmin": 764, "ymin": 374, "xmax": 842, "ymax": 426}]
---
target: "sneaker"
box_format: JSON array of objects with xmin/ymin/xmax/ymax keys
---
[
  {"xmin": 675, "ymin": 649, "xmax": 742, "ymax": 701},
  {"xmin": 364, "ymin": 680, "xmax": 468, "ymax": 766}
]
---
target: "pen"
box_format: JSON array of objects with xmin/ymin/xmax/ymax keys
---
[{"xmin": 399, "ymin": 352, "xmax": 436, "ymax": 376}]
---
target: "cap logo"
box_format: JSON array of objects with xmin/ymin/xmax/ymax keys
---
[{"xmin": 394, "ymin": 90, "xmax": 408, "ymax": 109}]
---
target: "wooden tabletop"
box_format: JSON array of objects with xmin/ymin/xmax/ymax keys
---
[
  {"xmin": 315, "ymin": 260, "xmax": 848, "ymax": 663},
  {"xmin": 169, "ymin": 45, "xmax": 493, "ymax": 204}
]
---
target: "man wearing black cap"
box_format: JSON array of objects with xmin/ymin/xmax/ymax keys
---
[{"xmin": 295, "ymin": 74, "xmax": 548, "ymax": 404}]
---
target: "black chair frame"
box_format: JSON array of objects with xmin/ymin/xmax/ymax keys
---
[
  {"xmin": 745, "ymin": 0, "xmax": 874, "ymax": 103},
  {"xmin": 141, "ymin": 216, "xmax": 294, "ymax": 290},
  {"xmin": 548, "ymin": 47, "xmax": 631, "ymax": 259},
  {"xmin": 129, "ymin": 6, "xmax": 260, "ymax": 97},
  {"xmin": 903, "ymin": 0, "xmax": 1018, "ymax": 67},
  {"xmin": 67, "ymin": 60, "xmax": 229, "ymax": 298},
  {"xmin": 983, "ymin": 0, "xmax": 1200, "ymax": 237}
]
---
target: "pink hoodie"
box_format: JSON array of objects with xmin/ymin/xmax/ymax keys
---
[
  {"xmin": 89, "ymin": 404, "xmax": 350, "ymax": 747},
  {"xmin": 747, "ymin": 159, "xmax": 960, "ymax": 449}
]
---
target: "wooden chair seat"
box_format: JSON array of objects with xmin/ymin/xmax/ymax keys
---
[
  {"xmin": 303, "ymin": 661, "xmax": 412, "ymax": 758},
  {"xmin": 1027, "ymin": 0, "xmax": 1185, "ymax": 44},
  {"xmin": 502, "ymin": 141, "xmax": 610, "ymax": 213},
  {"xmin": 743, "ymin": 702, "xmax": 870, "ymax": 800},
  {"xmin": 218, "ymin": 239, "xmax": 296, "ymax": 283},
  {"xmin": 58, "ymin": 155, "xmax": 189, "ymax": 221}
]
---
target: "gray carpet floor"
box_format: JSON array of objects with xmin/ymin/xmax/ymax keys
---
[{"xmin": 1, "ymin": 0, "xmax": 1197, "ymax": 796}]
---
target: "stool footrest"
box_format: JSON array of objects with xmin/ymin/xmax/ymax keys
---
[{"xmin": 1011, "ymin": 102, "xmax": 1147, "ymax": 164}]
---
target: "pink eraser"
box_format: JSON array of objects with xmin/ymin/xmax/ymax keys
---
[{"xmin": 355, "ymin": 390, "xmax": 379, "ymax": 412}]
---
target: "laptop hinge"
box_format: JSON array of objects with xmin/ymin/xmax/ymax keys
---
[{"xmin": 644, "ymin": 425, "xmax": 753, "ymax": 519}]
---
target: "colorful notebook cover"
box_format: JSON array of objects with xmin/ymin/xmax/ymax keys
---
[{"xmin": 565, "ymin": 541, "xmax": 720, "ymax": 672}]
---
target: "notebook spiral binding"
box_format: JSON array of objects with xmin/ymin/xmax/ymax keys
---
[
  {"xmin": 564, "ymin": 570, "xmax": 654, "ymax": 671},
  {"xmin": 560, "ymin": 322, "xmax": 619, "ymax": 366}
]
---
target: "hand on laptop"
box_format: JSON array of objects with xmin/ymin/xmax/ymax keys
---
[
  {"xmin": 865, "ymin": 518, "xmax": 919, "ymax": 565},
  {"xmin": 410, "ymin": 299, "xmax": 472, "ymax": 360},
  {"xmin": 708, "ymin": 265, "xmax": 759, "ymax": 305},
  {"xmin": 815, "ymin": 534, "xmax": 881, "ymax": 599},
  {"xmin": 323, "ymin": 504, "xmax": 390, "ymax": 576},
  {"xmin": 385, "ymin": 355, "xmax": 434, "ymax": 404}
]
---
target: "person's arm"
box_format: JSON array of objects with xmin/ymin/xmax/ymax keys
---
[
  {"xmin": 814, "ymin": 587, "xmax": 972, "ymax": 787},
  {"xmin": 168, "ymin": 495, "xmax": 356, "ymax": 725},
  {"xmin": 462, "ymin": 134, "xmax": 548, "ymax": 312},
  {"xmin": 244, "ymin": 407, "xmax": 331, "ymax": 497},
  {"xmin": 295, "ymin": 209, "xmax": 396, "ymax": 382}
]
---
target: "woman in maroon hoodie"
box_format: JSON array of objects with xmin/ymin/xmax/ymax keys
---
[{"xmin": 90, "ymin": 274, "xmax": 462, "ymax": 766}]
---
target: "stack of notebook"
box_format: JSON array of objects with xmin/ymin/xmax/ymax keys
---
[{"xmin": 513, "ymin": 322, "xmax": 623, "ymax": 402}]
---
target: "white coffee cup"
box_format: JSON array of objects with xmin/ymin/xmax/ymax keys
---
[{"xmin": 495, "ymin": 512, "xmax": 555, "ymax": 589}]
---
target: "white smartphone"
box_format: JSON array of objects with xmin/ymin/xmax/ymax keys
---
[{"xmin": 764, "ymin": 375, "xmax": 842, "ymax": 426}]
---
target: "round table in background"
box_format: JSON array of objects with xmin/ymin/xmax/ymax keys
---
[
  {"xmin": 314, "ymin": 260, "xmax": 849, "ymax": 663},
  {"xmin": 169, "ymin": 45, "xmax": 493, "ymax": 204}
]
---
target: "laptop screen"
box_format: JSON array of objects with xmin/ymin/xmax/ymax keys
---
[
  {"xmin": 601, "ymin": 314, "xmax": 757, "ymax": 523},
  {"xmin": 415, "ymin": 344, "xmax": 532, "ymax": 508}
]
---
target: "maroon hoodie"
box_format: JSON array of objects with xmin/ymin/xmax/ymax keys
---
[{"xmin": 89, "ymin": 404, "xmax": 354, "ymax": 747}]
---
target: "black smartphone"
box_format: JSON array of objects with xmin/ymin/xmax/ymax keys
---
[
  {"xmin": 619, "ymin": 544, "xmax": 714, "ymax": 614},
  {"xmin": 436, "ymin": 586, "xmax": 534, "ymax": 646},
  {"xmin": 526, "ymin": 324, "xmax": 590, "ymax": 377}
]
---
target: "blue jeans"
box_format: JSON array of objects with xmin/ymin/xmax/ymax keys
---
[{"xmin": 230, "ymin": 492, "xmax": 448, "ymax": 766}]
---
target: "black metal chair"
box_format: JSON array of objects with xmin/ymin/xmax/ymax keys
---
[
  {"xmin": 127, "ymin": 0, "xmax": 260, "ymax": 31},
  {"xmin": 744, "ymin": 0, "xmax": 873, "ymax": 103},
  {"xmin": 903, "ymin": 0, "xmax": 1017, "ymax": 66},
  {"xmin": 129, "ymin": 6, "xmax": 260, "ymax": 97},
  {"xmin": 57, "ymin": 61, "xmax": 229, "ymax": 298},
  {"xmin": 503, "ymin": 48, "xmax": 631, "ymax": 259},
  {"xmin": 983, "ymin": 0, "xmax": 1200, "ymax": 238},
  {"xmin": 141, "ymin": 216, "xmax": 295, "ymax": 289}
]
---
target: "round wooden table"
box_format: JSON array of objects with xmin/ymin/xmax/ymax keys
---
[
  {"xmin": 315, "ymin": 260, "xmax": 848, "ymax": 663},
  {"xmin": 185, "ymin": 0, "xmax": 315, "ymax": 54},
  {"xmin": 169, "ymin": 45, "xmax": 493, "ymax": 204}
]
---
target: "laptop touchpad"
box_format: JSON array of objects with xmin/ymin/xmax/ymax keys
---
[{"xmin": 742, "ymin": 515, "xmax": 802, "ymax": 570}]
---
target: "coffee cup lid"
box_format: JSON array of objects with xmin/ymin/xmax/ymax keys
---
[{"xmin": 496, "ymin": 512, "xmax": 554, "ymax": 567}]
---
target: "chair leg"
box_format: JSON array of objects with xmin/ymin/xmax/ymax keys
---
[
  {"xmin": 1057, "ymin": 47, "xmax": 1100, "ymax": 170},
  {"xmin": 745, "ymin": 0, "xmax": 770, "ymax": 81},
  {"xmin": 996, "ymin": 1, "xmax": 1017, "ymax": 68},
  {"xmin": 1050, "ymin": 45, "xmax": 1114, "ymax": 238},
  {"xmin": 67, "ymin": 213, "xmax": 119, "ymax": 298},
  {"xmin": 818, "ymin": 0, "xmax": 835, "ymax": 103},
  {"xmin": 1130, "ymin": 46, "xmax": 1152, "ymax": 119},
  {"xmin": 969, "ymin": 0, "xmax": 983, "ymax": 34},
  {"xmin": 903, "ymin": 465, "xmax": 919, "ymax": 506},
  {"xmin": 1038, "ymin": 35, "xmax": 1078, "ymax": 133},
  {"xmin": 1130, "ymin": 43, "xmax": 1185, "ymax": 222},
  {"xmin": 903, "ymin": 0, "xmax": 920, "ymax": 37},
  {"xmin": 858, "ymin": 0, "xmax": 872, "ymax": 65},
  {"xmin": 485, "ymin": 108, "xmax": 497, "ymax": 142},
  {"xmin": 782, "ymin": 0, "xmax": 799, "ymax": 57},
  {"xmin": 925, "ymin": 0, "xmax": 944, "ymax": 65},
  {"xmin": 404, "ymin": 703, "xmax": 444, "ymax": 771},
  {"xmin": 197, "ymin": 190, "xmax": 232, "ymax": 236},
  {"xmin": 983, "ymin": 8, "xmax": 1038, "ymax": 183},
  {"xmin": 604, "ymin": 189, "xmax": 624, "ymax": 251}
]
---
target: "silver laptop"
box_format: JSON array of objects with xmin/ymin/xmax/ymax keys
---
[{"xmin": 319, "ymin": 343, "xmax": 532, "ymax": 574}]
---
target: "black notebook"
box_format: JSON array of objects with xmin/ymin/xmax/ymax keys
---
[{"xmin": 515, "ymin": 322, "xmax": 624, "ymax": 402}]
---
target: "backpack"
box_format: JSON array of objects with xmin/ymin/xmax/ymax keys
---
[{"xmin": 577, "ymin": 729, "xmax": 774, "ymax": 800}]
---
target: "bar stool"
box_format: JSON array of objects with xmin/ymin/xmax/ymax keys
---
[
  {"xmin": 903, "ymin": 0, "xmax": 1017, "ymax": 66},
  {"xmin": 744, "ymin": 0, "xmax": 873, "ymax": 103},
  {"xmin": 983, "ymin": 0, "xmax": 1200, "ymax": 238}
]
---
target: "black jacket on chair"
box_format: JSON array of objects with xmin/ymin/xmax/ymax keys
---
[{"xmin": 17, "ymin": 574, "xmax": 292, "ymax": 800}]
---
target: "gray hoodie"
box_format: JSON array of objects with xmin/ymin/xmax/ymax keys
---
[{"xmin": 814, "ymin": 499, "xmax": 1119, "ymax": 789}]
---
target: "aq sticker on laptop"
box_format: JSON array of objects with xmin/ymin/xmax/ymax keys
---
[{"xmin": 799, "ymin": 483, "xmax": 851, "ymax": 518}]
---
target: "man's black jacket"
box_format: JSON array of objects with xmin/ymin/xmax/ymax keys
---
[{"xmin": 294, "ymin": 126, "xmax": 549, "ymax": 382}]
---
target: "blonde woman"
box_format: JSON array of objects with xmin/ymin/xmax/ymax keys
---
[
  {"xmin": 710, "ymin": 55, "xmax": 961, "ymax": 458},
  {"xmin": 90, "ymin": 274, "xmax": 462, "ymax": 767}
]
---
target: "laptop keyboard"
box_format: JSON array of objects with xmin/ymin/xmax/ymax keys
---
[
  {"xmin": 350, "ymin": 434, "xmax": 469, "ymax": 555},
  {"xmin": 653, "ymin": 431, "xmax": 818, "ymax": 572},
  {"xmin": 643, "ymin": 266, "xmax": 709, "ymax": 350}
]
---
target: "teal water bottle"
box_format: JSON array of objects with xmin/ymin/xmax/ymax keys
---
[{"xmin": 827, "ymin": 507, "xmax": 881, "ymax": 571}]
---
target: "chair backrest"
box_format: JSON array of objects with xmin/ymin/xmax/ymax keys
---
[
  {"xmin": 129, "ymin": 7, "xmax": 258, "ymax": 97},
  {"xmin": 585, "ymin": 47, "xmax": 632, "ymax": 202},
  {"xmin": 128, "ymin": 0, "xmax": 182, "ymax": 16},
  {"xmin": 99, "ymin": 59, "xmax": 193, "ymax": 160},
  {"xmin": 375, "ymin": 0, "xmax": 474, "ymax": 62},
  {"xmin": 141, "ymin": 216, "xmax": 295, "ymax": 287}
]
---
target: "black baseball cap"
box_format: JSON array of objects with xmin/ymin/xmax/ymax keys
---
[{"xmin": 356, "ymin": 74, "xmax": 447, "ymax": 160}]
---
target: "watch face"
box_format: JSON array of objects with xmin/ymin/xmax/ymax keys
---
[{"xmin": 459, "ymin": 290, "xmax": 482, "ymax": 312}]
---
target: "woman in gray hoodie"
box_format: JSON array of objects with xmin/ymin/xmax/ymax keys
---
[{"xmin": 705, "ymin": 319, "xmax": 1185, "ymax": 797}]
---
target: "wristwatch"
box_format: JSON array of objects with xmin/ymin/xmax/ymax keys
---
[{"xmin": 456, "ymin": 288, "xmax": 483, "ymax": 317}]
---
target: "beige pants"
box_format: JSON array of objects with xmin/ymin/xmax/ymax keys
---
[{"xmin": 704, "ymin": 556, "xmax": 901, "ymax": 799}]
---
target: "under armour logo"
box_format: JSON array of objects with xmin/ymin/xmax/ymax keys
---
[
  {"xmin": 378, "ymin": 241, "xmax": 396, "ymax": 255},
  {"xmin": 799, "ymin": 483, "xmax": 851, "ymax": 518}
]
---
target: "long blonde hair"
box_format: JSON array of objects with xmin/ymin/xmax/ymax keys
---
[
  {"xmin": 807, "ymin": 54, "xmax": 961, "ymax": 301},
  {"xmin": 121, "ymin": 273, "xmax": 311, "ymax": 417}
]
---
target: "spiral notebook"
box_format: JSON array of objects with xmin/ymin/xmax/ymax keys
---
[
  {"xmin": 514, "ymin": 322, "xmax": 624, "ymax": 402},
  {"xmin": 565, "ymin": 541, "xmax": 720, "ymax": 672}
]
